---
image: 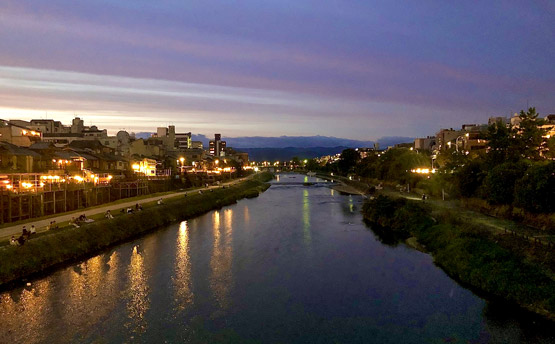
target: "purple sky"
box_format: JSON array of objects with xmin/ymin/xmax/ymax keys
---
[{"xmin": 1, "ymin": 1, "xmax": 554, "ymax": 139}]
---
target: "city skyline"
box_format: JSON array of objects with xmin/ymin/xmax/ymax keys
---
[{"xmin": 1, "ymin": 1, "xmax": 554, "ymax": 140}]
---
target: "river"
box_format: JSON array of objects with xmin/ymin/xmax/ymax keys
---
[{"xmin": 0, "ymin": 174, "xmax": 553, "ymax": 343}]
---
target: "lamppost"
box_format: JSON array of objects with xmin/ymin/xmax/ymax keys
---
[{"xmin": 455, "ymin": 133, "xmax": 470, "ymax": 153}]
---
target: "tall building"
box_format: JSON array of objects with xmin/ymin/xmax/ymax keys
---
[
  {"xmin": 435, "ymin": 128, "xmax": 459, "ymax": 151},
  {"xmin": 175, "ymin": 132, "xmax": 192, "ymax": 149},
  {"xmin": 209, "ymin": 134, "xmax": 226, "ymax": 157},
  {"xmin": 71, "ymin": 117, "xmax": 85, "ymax": 133},
  {"xmin": 488, "ymin": 116, "xmax": 508, "ymax": 126},
  {"xmin": 153, "ymin": 125, "xmax": 176, "ymax": 150},
  {"xmin": 414, "ymin": 136, "xmax": 436, "ymax": 151}
]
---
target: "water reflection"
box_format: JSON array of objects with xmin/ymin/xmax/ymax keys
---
[
  {"xmin": 244, "ymin": 205, "xmax": 250, "ymax": 225},
  {"xmin": 125, "ymin": 246, "xmax": 150, "ymax": 335},
  {"xmin": 55, "ymin": 253, "xmax": 122, "ymax": 341},
  {"xmin": 0, "ymin": 174, "xmax": 552, "ymax": 343},
  {"xmin": 303, "ymin": 189, "xmax": 311, "ymax": 244},
  {"xmin": 210, "ymin": 209, "xmax": 233, "ymax": 311},
  {"xmin": 173, "ymin": 221, "xmax": 193, "ymax": 311},
  {"xmin": 0, "ymin": 279, "xmax": 51, "ymax": 344}
]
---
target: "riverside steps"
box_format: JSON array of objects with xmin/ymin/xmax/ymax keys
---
[{"xmin": 0, "ymin": 172, "xmax": 273, "ymax": 287}]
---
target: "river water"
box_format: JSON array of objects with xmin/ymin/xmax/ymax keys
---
[{"xmin": 0, "ymin": 174, "xmax": 553, "ymax": 343}]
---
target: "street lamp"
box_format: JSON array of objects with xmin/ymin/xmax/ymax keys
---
[{"xmin": 179, "ymin": 157, "xmax": 185, "ymax": 173}]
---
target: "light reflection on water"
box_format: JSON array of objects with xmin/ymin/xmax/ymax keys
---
[
  {"xmin": 0, "ymin": 173, "xmax": 553, "ymax": 343},
  {"xmin": 173, "ymin": 221, "xmax": 193, "ymax": 312},
  {"xmin": 244, "ymin": 205, "xmax": 250, "ymax": 225},
  {"xmin": 302, "ymin": 189, "xmax": 311, "ymax": 244},
  {"xmin": 210, "ymin": 209, "xmax": 233, "ymax": 312},
  {"xmin": 125, "ymin": 246, "xmax": 149, "ymax": 335},
  {"xmin": 0, "ymin": 279, "xmax": 51, "ymax": 344}
]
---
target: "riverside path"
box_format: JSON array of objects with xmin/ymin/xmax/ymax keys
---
[{"xmin": 0, "ymin": 175, "xmax": 252, "ymax": 241}]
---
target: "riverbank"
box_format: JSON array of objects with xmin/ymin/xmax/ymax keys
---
[
  {"xmin": 314, "ymin": 173, "xmax": 369, "ymax": 196},
  {"xmin": 0, "ymin": 175, "xmax": 258, "ymax": 241},
  {"xmin": 362, "ymin": 195, "xmax": 555, "ymax": 321},
  {"xmin": 0, "ymin": 172, "xmax": 273, "ymax": 287}
]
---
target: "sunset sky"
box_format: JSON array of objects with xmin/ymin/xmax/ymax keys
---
[{"xmin": 1, "ymin": 1, "xmax": 554, "ymax": 139}]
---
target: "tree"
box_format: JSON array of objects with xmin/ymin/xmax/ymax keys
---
[
  {"xmin": 514, "ymin": 162, "xmax": 555, "ymax": 213},
  {"xmin": 436, "ymin": 148, "xmax": 469, "ymax": 173},
  {"xmin": 356, "ymin": 154, "xmax": 380, "ymax": 178},
  {"xmin": 337, "ymin": 149, "xmax": 360, "ymax": 175},
  {"xmin": 291, "ymin": 157, "xmax": 301, "ymax": 168},
  {"xmin": 454, "ymin": 159, "xmax": 486, "ymax": 197},
  {"xmin": 544, "ymin": 136, "xmax": 555, "ymax": 160},
  {"xmin": 305, "ymin": 158, "xmax": 320, "ymax": 171},
  {"xmin": 483, "ymin": 161, "xmax": 528, "ymax": 205},
  {"xmin": 514, "ymin": 107, "xmax": 546, "ymax": 160},
  {"xmin": 485, "ymin": 119, "xmax": 517, "ymax": 167}
]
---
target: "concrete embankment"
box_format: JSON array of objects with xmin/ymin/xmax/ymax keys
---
[
  {"xmin": 0, "ymin": 173, "xmax": 272, "ymax": 287},
  {"xmin": 314, "ymin": 173, "xmax": 368, "ymax": 196}
]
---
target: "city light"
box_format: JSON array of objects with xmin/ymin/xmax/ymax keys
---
[{"xmin": 410, "ymin": 168, "xmax": 437, "ymax": 174}]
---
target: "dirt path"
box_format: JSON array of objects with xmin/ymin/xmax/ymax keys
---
[
  {"xmin": 0, "ymin": 176, "xmax": 251, "ymax": 241},
  {"xmin": 380, "ymin": 188, "xmax": 554, "ymax": 246}
]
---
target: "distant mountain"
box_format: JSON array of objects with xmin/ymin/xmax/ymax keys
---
[
  {"xmin": 236, "ymin": 147, "xmax": 349, "ymax": 162},
  {"xmin": 376, "ymin": 136, "xmax": 414, "ymax": 148},
  {"xmin": 134, "ymin": 132, "xmax": 153, "ymax": 140},
  {"xmin": 222, "ymin": 135, "xmax": 374, "ymax": 148},
  {"xmin": 132, "ymin": 133, "xmax": 414, "ymax": 152}
]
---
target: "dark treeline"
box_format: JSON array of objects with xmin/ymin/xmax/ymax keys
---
[{"xmin": 311, "ymin": 108, "xmax": 554, "ymax": 215}]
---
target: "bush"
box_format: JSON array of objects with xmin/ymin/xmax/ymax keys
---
[
  {"xmin": 483, "ymin": 161, "xmax": 528, "ymax": 205},
  {"xmin": 361, "ymin": 195, "xmax": 555, "ymax": 317},
  {"xmin": 514, "ymin": 162, "xmax": 555, "ymax": 213}
]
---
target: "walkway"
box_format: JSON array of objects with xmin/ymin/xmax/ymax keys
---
[
  {"xmin": 380, "ymin": 187, "xmax": 555, "ymax": 246},
  {"xmin": 0, "ymin": 176, "xmax": 251, "ymax": 241}
]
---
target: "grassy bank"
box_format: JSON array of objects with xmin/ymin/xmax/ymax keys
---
[
  {"xmin": 362, "ymin": 195, "xmax": 555, "ymax": 320},
  {"xmin": 0, "ymin": 173, "xmax": 272, "ymax": 287}
]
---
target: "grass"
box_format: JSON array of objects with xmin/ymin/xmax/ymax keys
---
[
  {"xmin": 0, "ymin": 172, "xmax": 273, "ymax": 287},
  {"xmin": 0, "ymin": 188, "xmax": 185, "ymax": 231},
  {"xmin": 362, "ymin": 195, "xmax": 555, "ymax": 320}
]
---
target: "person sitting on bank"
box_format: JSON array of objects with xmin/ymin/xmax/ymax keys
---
[
  {"xmin": 22, "ymin": 227, "xmax": 29, "ymax": 240},
  {"xmin": 30, "ymin": 225, "xmax": 36, "ymax": 235},
  {"xmin": 105, "ymin": 210, "xmax": 114, "ymax": 219},
  {"xmin": 79, "ymin": 214, "xmax": 94, "ymax": 223},
  {"xmin": 126, "ymin": 207, "xmax": 134, "ymax": 214},
  {"xmin": 17, "ymin": 235, "xmax": 26, "ymax": 246},
  {"xmin": 70, "ymin": 217, "xmax": 80, "ymax": 228},
  {"xmin": 10, "ymin": 236, "xmax": 18, "ymax": 246},
  {"xmin": 157, "ymin": 198, "xmax": 163, "ymax": 205}
]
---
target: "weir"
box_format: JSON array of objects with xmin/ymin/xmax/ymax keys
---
[{"xmin": 269, "ymin": 181, "xmax": 337, "ymax": 186}]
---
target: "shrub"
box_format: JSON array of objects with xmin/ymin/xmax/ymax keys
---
[{"xmin": 514, "ymin": 162, "xmax": 555, "ymax": 213}]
